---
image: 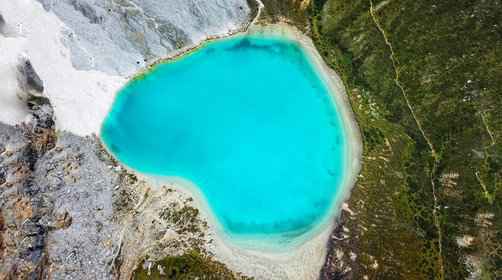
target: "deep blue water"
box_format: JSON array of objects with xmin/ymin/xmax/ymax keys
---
[{"xmin": 101, "ymin": 35, "xmax": 346, "ymax": 244}]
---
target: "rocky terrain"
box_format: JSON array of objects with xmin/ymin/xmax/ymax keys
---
[
  {"xmin": 0, "ymin": 1, "xmax": 258, "ymax": 279},
  {"xmin": 35, "ymin": 0, "xmax": 253, "ymax": 75},
  {"xmin": 0, "ymin": 0, "xmax": 256, "ymax": 135},
  {"xmin": 0, "ymin": 59, "xmax": 245, "ymax": 279}
]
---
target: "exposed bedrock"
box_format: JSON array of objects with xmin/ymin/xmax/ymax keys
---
[
  {"xmin": 0, "ymin": 83, "xmax": 223, "ymax": 279},
  {"xmin": 0, "ymin": 95, "xmax": 56, "ymax": 278},
  {"xmin": 70, "ymin": 0, "xmax": 103, "ymax": 24},
  {"xmin": 35, "ymin": 0, "xmax": 253, "ymax": 76}
]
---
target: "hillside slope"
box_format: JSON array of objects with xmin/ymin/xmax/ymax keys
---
[{"xmin": 308, "ymin": 0, "xmax": 501, "ymax": 278}]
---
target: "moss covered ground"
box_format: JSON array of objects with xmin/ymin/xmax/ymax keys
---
[
  {"xmin": 133, "ymin": 250, "xmax": 251, "ymax": 280},
  {"xmin": 307, "ymin": 0, "xmax": 501, "ymax": 278}
]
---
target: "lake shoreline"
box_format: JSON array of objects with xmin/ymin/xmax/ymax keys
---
[
  {"xmin": 100, "ymin": 22, "xmax": 362, "ymax": 280},
  {"xmin": 197, "ymin": 23, "xmax": 363, "ymax": 280}
]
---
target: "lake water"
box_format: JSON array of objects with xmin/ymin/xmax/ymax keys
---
[{"xmin": 101, "ymin": 34, "xmax": 346, "ymax": 245}]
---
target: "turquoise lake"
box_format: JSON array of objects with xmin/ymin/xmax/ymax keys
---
[{"xmin": 101, "ymin": 35, "xmax": 346, "ymax": 244}]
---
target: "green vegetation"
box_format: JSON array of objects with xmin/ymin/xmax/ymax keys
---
[
  {"xmin": 159, "ymin": 204, "xmax": 205, "ymax": 235},
  {"xmin": 133, "ymin": 250, "xmax": 251, "ymax": 280},
  {"xmin": 305, "ymin": 0, "xmax": 501, "ymax": 278},
  {"xmin": 259, "ymin": 0, "xmax": 310, "ymax": 25}
]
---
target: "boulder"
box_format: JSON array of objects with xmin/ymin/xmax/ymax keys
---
[
  {"xmin": 0, "ymin": 13, "xmax": 5, "ymax": 35},
  {"xmin": 16, "ymin": 56, "xmax": 46, "ymax": 102},
  {"xmin": 0, "ymin": 13, "xmax": 5, "ymax": 29}
]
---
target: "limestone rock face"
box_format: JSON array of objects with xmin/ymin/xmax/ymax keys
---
[
  {"xmin": 0, "ymin": 91, "xmax": 214, "ymax": 279},
  {"xmin": 0, "ymin": 124, "xmax": 214, "ymax": 279},
  {"xmin": 36, "ymin": 0, "xmax": 253, "ymax": 75},
  {"xmin": 0, "ymin": 0, "xmax": 256, "ymax": 134},
  {"xmin": 0, "ymin": 96, "xmax": 55, "ymax": 279}
]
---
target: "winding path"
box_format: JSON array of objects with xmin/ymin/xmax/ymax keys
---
[{"xmin": 368, "ymin": 1, "xmax": 444, "ymax": 278}]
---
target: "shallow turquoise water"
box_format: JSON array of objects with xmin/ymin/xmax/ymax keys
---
[{"xmin": 101, "ymin": 35, "xmax": 346, "ymax": 244}]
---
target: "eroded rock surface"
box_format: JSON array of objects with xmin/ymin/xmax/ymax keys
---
[
  {"xmin": 0, "ymin": 94, "xmax": 222, "ymax": 279},
  {"xmin": 36, "ymin": 0, "xmax": 253, "ymax": 75},
  {"xmin": 0, "ymin": 94, "xmax": 56, "ymax": 279}
]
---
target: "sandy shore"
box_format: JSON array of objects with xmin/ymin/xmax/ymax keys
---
[
  {"xmin": 111, "ymin": 23, "xmax": 362, "ymax": 280},
  {"xmin": 198, "ymin": 24, "xmax": 362, "ymax": 280}
]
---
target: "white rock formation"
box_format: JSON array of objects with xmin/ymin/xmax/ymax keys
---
[{"xmin": 0, "ymin": 0, "xmax": 252, "ymax": 135}]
